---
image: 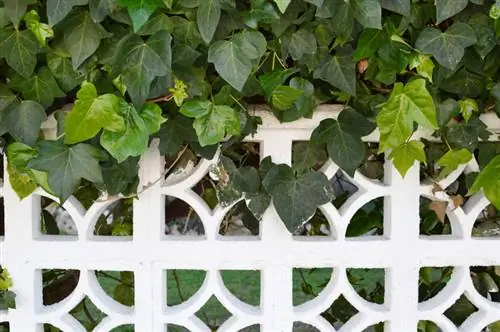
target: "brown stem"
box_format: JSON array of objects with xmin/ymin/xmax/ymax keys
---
[
  {"xmin": 370, "ymin": 86, "xmax": 392, "ymax": 93},
  {"xmin": 147, "ymin": 94, "xmax": 173, "ymax": 103}
]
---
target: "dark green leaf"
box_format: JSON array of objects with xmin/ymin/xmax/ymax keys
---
[
  {"xmin": 117, "ymin": 0, "xmax": 164, "ymax": 32},
  {"xmin": 287, "ymin": 28, "xmax": 317, "ymax": 60},
  {"xmin": 47, "ymin": 0, "xmax": 87, "ymax": 25},
  {"xmin": 338, "ymin": 107, "xmax": 376, "ymax": 137},
  {"xmin": 89, "ymin": 0, "xmax": 109, "ymax": 22},
  {"xmin": 271, "ymin": 85, "xmax": 303, "ymax": 110},
  {"xmin": 197, "ymin": 0, "xmax": 221, "ymax": 44},
  {"xmin": 354, "ymin": 28, "xmax": 387, "ymax": 61},
  {"xmin": 2, "ymin": 100, "xmax": 46, "ymax": 146},
  {"xmin": 157, "ymin": 115, "xmax": 196, "ymax": 156},
  {"xmin": 10, "ymin": 67, "xmax": 65, "ymax": 108},
  {"xmin": 435, "ymin": 0, "xmax": 468, "ymax": 24},
  {"xmin": 292, "ymin": 141, "xmax": 327, "ymax": 173},
  {"xmin": 47, "ymin": 53, "xmax": 80, "ymax": 92},
  {"xmin": 0, "ymin": 27, "xmax": 38, "ymax": 77},
  {"xmin": 381, "ymin": 0, "xmax": 411, "ymax": 16},
  {"xmin": 313, "ymin": 46, "xmax": 356, "ymax": 95},
  {"xmin": 4, "ymin": 0, "xmax": 35, "ymax": 27}
]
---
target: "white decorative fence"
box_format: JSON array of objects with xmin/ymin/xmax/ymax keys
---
[{"xmin": 2, "ymin": 106, "xmax": 500, "ymax": 332}]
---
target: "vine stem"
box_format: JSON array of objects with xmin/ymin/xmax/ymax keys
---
[
  {"xmin": 147, "ymin": 93, "xmax": 173, "ymax": 103},
  {"xmin": 97, "ymin": 144, "xmax": 189, "ymax": 202}
]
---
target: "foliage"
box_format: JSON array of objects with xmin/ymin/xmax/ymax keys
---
[{"xmin": 0, "ymin": 0, "xmax": 500, "ymax": 232}]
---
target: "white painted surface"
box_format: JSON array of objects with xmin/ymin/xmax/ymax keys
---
[{"xmin": 1, "ymin": 106, "xmax": 500, "ymax": 331}]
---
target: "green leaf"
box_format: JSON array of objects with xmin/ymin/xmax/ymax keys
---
[
  {"xmin": 65, "ymin": 82, "xmax": 124, "ymax": 144},
  {"xmin": 354, "ymin": 28, "xmax": 387, "ymax": 61},
  {"xmin": 311, "ymin": 119, "xmax": 366, "ymax": 176},
  {"xmin": 271, "ymin": 85, "xmax": 304, "ymax": 111},
  {"xmin": 377, "ymin": 79, "xmax": 437, "ymax": 152},
  {"xmin": 247, "ymin": 193, "xmax": 271, "ymax": 220},
  {"xmin": 439, "ymin": 68, "xmax": 483, "ymax": 98},
  {"xmin": 264, "ymin": 165, "xmax": 334, "ymax": 232},
  {"xmin": 139, "ymin": 103, "xmax": 166, "ymax": 134},
  {"xmin": 292, "ymin": 141, "xmax": 327, "ymax": 173},
  {"xmin": 469, "ymin": 13, "xmax": 497, "ymax": 59},
  {"xmin": 469, "ymin": 155, "xmax": 500, "ymax": 209},
  {"xmin": 437, "ymin": 148, "xmax": 473, "ymax": 179},
  {"xmin": 351, "ymin": 0, "xmax": 382, "ymax": 29},
  {"xmin": 435, "ymin": 0, "xmax": 468, "ymax": 24},
  {"xmin": 313, "ymin": 46, "xmax": 356, "ymax": 95},
  {"xmin": 114, "ymin": 284, "xmax": 134, "ymax": 306},
  {"xmin": 10, "ymin": 67, "xmax": 65, "ymax": 108},
  {"xmin": 47, "ymin": 53, "xmax": 80, "ymax": 92},
  {"xmin": 381, "ymin": 0, "xmax": 411, "ymax": 16},
  {"xmin": 409, "ymin": 54, "xmax": 435, "ymax": 82},
  {"xmin": 29, "ymin": 141, "xmax": 103, "ymax": 201},
  {"xmin": 274, "ymin": 0, "xmax": 291, "ymax": 13},
  {"xmin": 415, "ymin": 23, "xmax": 477, "ymax": 70},
  {"xmin": 137, "ymin": 14, "xmax": 173, "ymax": 35},
  {"xmin": 0, "ymin": 84, "xmax": 17, "ymax": 114},
  {"xmin": 0, "ymin": 269, "xmax": 13, "ymax": 290},
  {"xmin": 258, "ymin": 68, "xmax": 299, "ymax": 98},
  {"xmin": 100, "ymin": 100, "xmax": 150, "ymax": 163},
  {"xmin": 117, "ymin": 0, "xmax": 164, "ymax": 32},
  {"xmin": 63, "ymin": 10, "xmax": 109, "ymax": 69},
  {"xmin": 171, "ymin": 16, "xmax": 202, "ymax": 47},
  {"xmin": 157, "ymin": 115, "xmax": 196, "ymax": 156},
  {"xmin": 192, "ymin": 105, "xmax": 240, "ymax": 146},
  {"xmin": 24, "ymin": 10, "xmax": 53, "ymax": 46},
  {"xmin": 3, "ymin": 0, "xmax": 34, "ymax": 27},
  {"xmin": 289, "ymin": 77, "xmax": 316, "ymax": 116},
  {"xmin": 47, "ymin": 0, "xmax": 87, "ymax": 25},
  {"xmin": 197, "ymin": 0, "xmax": 221, "ymax": 44},
  {"xmin": 458, "ymin": 98, "xmax": 478, "ymax": 123},
  {"xmin": 0, "ymin": 27, "xmax": 38, "ymax": 78},
  {"xmin": 116, "ymin": 30, "xmax": 172, "ymax": 108},
  {"xmin": 89, "ymin": 0, "xmax": 110, "ymax": 22},
  {"xmin": 338, "ymin": 107, "xmax": 376, "ymax": 137},
  {"xmin": 208, "ymin": 30, "xmax": 266, "ymax": 91},
  {"xmin": 220, "ymin": 156, "xmax": 260, "ymax": 194},
  {"xmin": 287, "ymin": 28, "xmax": 317, "ymax": 60},
  {"xmin": 2, "ymin": 100, "xmax": 46, "ymax": 147},
  {"xmin": 6, "ymin": 142, "xmax": 38, "ymax": 199},
  {"xmin": 389, "ymin": 141, "xmax": 426, "ymax": 177},
  {"xmin": 179, "ymin": 100, "xmax": 212, "ymax": 118}
]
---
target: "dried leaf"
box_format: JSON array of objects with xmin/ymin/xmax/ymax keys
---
[{"xmin": 429, "ymin": 200, "xmax": 448, "ymax": 222}]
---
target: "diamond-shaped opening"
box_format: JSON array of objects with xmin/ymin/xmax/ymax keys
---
[
  {"xmin": 93, "ymin": 199, "xmax": 133, "ymax": 237},
  {"xmin": 444, "ymin": 294, "xmax": 478, "ymax": 326},
  {"xmin": 70, "ymin": 296, "xmax": 107, "ymax": 331},
  {"xmin": 110, "ymin": 325, "xmax": 134, "ymax": 331},
  {"xmin": 0, "ymin": 323, "xmax": 9, "ymax": 332},
  {"xmin": 42, "ymin": 269, "xmax": 79, "ymax": 305},
  {"xmin": 73, "ymin": 180, "xmax": 104, "ymax": 210},
  {"xmin": 165, "ymin": 197, "xmax": 205, "ymax": 236},
  {"xmin": 347, "ymin": 268, "xmax": 385, "ymax": 304},
  {"xmin": 293, "ymin": 268, "xmax": 333, "ymax": 306},
  {"xmin": 418, "ymin": 267, "xmax": 453, "ymax": 302},
  {"xmin": 292, "ymin": 141, "xmax": 329, "ymax": 172},
  {"xmin": 96, "ymin": 270, "xmax": 134, "ymax": 306},
  {"xmin": 321, "ymin": 295, "xmax": 359, "ymax": 329},
  {"xmin": 239, "ymin": 324, "xmax": 260, "ymax": 331},
  {"xmin": 220, "ymin": 270, "xmax": 260, "ymax": 306},
  {"xmin": 293, "ymin": 322, "xmax": 320, "ymax": 331},
  {"xmin": 40, "ymin": 198, "xmax": 78, "ymax": 237},
  {"xmin": 166, "ymin": 324, "xmax": 189, "ymax": 332},
  {"xmin": 359, "ymin": 144, "xmax": 384, "ymax": 181},
  {"xmin": 166, "ymin": 270, "xmax": 206, "ymax": 306},
  {"xmin": 219, "ymin": 201, "xmax": 260, "ymax": 236},
  {"xmin": 294, "ymin": 208, "xmax": 332, "ymax": 237},
  {"xmin": 472, "ymin": 204, "xmax": 500, "ymax": 237},
  {"xmin": 331, "ymin": 170, "xmax": 359, "ymax": 208},
  {"xmin": 470, "ymin": 266, "xmax": 500, "ymax": 303},
  {"xmin": 346, "ymin": 198, "xmax": 384, "ymax": 238},
  {"xmin": 420, "ymin": 198, "xmax": 452, "ymax": 236},
  {"xmin": 195, "ymin": 295, "xmax": 231, "ymax": 330},
  {"xmin": 164, "ymin": 148, "xmax": 203, "ymax": 186},
  {"xmin": 418, "ymin": 320, "xmax": 439, "ymax": 332},
  {"xmin": 42, "ymin": 324, "xmax": 61, "ymax": 331}
]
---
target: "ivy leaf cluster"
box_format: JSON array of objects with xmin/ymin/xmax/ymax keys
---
[{"xmin": 0, "ymin": 0, "xmax": 500, "ymax": 228}]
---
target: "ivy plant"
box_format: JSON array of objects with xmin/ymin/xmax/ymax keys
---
[{"xmin": 0, "ymin": 0, "xmax": 500, "ymax": 233}]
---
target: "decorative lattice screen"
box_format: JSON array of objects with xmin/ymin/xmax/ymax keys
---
[{"xmin": 2, "ymin": 106, "xmax": 500, "ymax": 332}]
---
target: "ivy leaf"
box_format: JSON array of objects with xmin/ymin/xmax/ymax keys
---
[
  {"xmin": 117, "ymin": 0, "xmax": 164, "ymax": 32},
  {"xmin": 197, "ymin": 0, "xmax": 221, "ymax": 44},
  {"xmin": 137, "ymin": 14, "xmax": 173, "ymax": 35},
  {"xmin": 274, "ymin": 0, "xmax": 291, "ymax": 13},
  {"xmin": 439, "ymin": 68, "xmax": 483, "ymax": 98},
  {"xmin": 64, "ymin": 10, "xmax": 109, "ymax": 69},
  {"xmin": 271, "ymin": 86, "xmax": 303, "ymax": 111},
  {"xmin": 10, "ymin": 67, "xmax": 65, "ymax": 108},
  {"xmin": 247, "ymin": 193, "xmax": 271, "ymax": 220},
  {"xmin": 292, "ymin": 141, "xmax": 327, "ymax": 173},
  {"xmin": 2, "ymin": 100, "xmax": 46, "ymax": 147},
  {"xmin": 6, "ymin": 142, "xmax": 38, "ymax": 199},
  {"xmin": 116, "ymin": 30, "xmax": 172, "ymax": 108},
  {"xmin": 47, "ymin": 0, "xmax": 87, "ymax": 25},
  {"xmin": 264, "ymin": 165, "xmax": 334, "ymax": 232},
  {"xmin": 24, "ymin": 10, "xmax": 53, "ymax": 46},
  {"xmin": 389, "ymin": 141, "xmax": 427, "ymax": 177},
  {"xmin": 287, "ymin": 28, "xmax": 317, "ymax": 60},
  {"xmin": 29, "ymin": 141, "xmax": 103, "ymax": 201},
  {"xmin": 220, "ymin": 156, "xmax": 260, "ymax": 194},
  {"xmin": 89, "ymin": 0, "xmax": 109, "ymax": 22},
  {"xmin": 437, "ymin": 148, "xmax": 473, "ymax": 179},
  {"xmin": 409, "ymin": 54, "xmax": 435, "ymax": 82},
  {"xmin": 3, "ymin": 0, "xmax": 35, "ymax": 27},
  {"xmin": 314, "ymin": 46, "xmax": 356, "ymax": 95},
  {"xmin": 100, "ymin": 100, "xmax": 150, "ymax": 163},
  {"xmin": 338, "ymin": 107, "xmax": 376, "ymax": 137},
  {"xmin": 0, "ymin": 269, "xmax": 13, "ymax": 290},
  {"xmin": 208, "ymin": 30, "xmax": 266, "ymax": 91},
  {"xmin": 0, "ymin": 84, "xmax": 17, "ymax": 112},
  {"xmin": 469, "ymin": 155, "xmax": 500, "ymax": 209},
  {"xmin": 458, "ymin": 98, "xmax": 478, "ymax": 123},
  {"xmin": 415, "ymin": 23, "xmax": 477, "ymax": 70},
  {"xmin": 351, "ymin": 0, "xmax": 382, "ymax": 29},
  {"xmin": 139, "ymin": 103, "xmax": 166, "ymax": 134},
  {"xmin": 0, "ymin": 27, "xmax": 38, "ymax": 78},
  {"xmin": 65, "ymin": 82, "xmax": 124, "ymax": 144},
  {"xmin": 259, "ymin": 68, "xmax": 298, "ymax": 99},
  {"xmin": 311, "ymin": 119, "xmax": 365, "ymax": 176},
  {"xmin": 191, "ymin": 104, "xmax": 240, "ymax": 146},
  {"xmin": 377, "ymin": 79, "xmax": 437, "ymax": 152},
  {"xmin": 436, "ymin": 0, "xmax": 468, "ymax": 24},
  {"xmin": 354, "ymin": 28, "xmax": 387, "ymax": 61},
  {"xmin": 157, "ymin": 115, "xmax": 196, "ymax": 156},
  {"xmin": 381, "ymin": 0, "xmax": 411, "ymax": 16},
  {"xmin": 446, "ymin": 118, "xmax": 490, "ymax": 151},
  {"xmin": 289, "ymin": 77, "xmax": 316, "ymax": 117},
  {"xmin": 47, "ymin": 53, "xmax": 80, "ymax": 92}
]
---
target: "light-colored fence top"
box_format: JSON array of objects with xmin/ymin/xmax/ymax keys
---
[{"xmin": 1, "ymin": 106, "xmax": 500, "ymax": 331}]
